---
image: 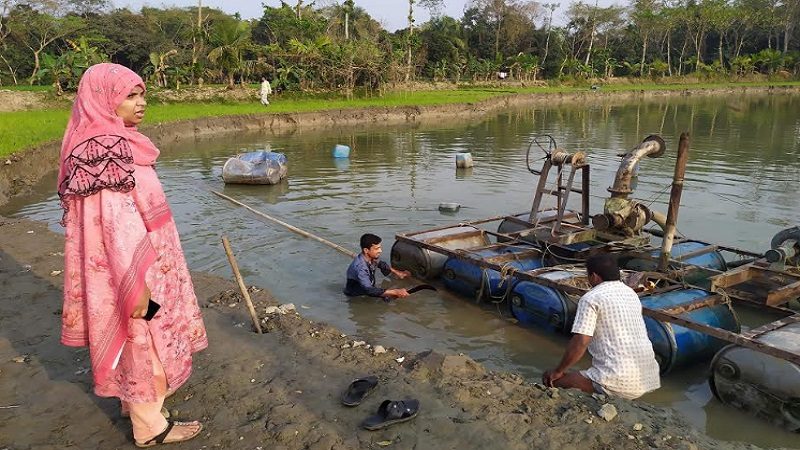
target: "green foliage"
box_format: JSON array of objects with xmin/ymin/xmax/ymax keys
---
[{"xmin": 34, "ymin": 37, "xmax": 108, "ymax": 93}]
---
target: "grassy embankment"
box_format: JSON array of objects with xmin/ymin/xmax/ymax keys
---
[{"xmin": 2, "ymin": 81, "xmax": 800, "ymax": 158}]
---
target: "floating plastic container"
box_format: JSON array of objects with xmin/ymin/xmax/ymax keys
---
[
  {"xmin": 390, "ymin": 227, "xmax": 490, "ymax": 280},
  {"xmin": 622, "ymin": 241, "xmax": 727, "ymax": 285},
  {"xmin": 455, "ymin": 152, "xmax": 474, "ymax": 168},
  {"xmin": 222, "ymin": 151, "xmax": 288, "ymax": 185},
  {"xmin": 333, "ymin": 144, "xmax": 351, "ymax": 158},
  {"xmin": 438, "ymin": 202, "xmax": 461, "ymax": 213},
  {"xmin": 641, "ymin": 288, "xmax": 740, "ymax": 373},
  {"xmin": 509, "ymin": 270, "xmax": 585, "ymax": 333},
  {"xmin": 442, "ymin": 244, "xmax": 545, "ymax": 301},
  {"xmin": 710, "ymin": 322, "xmax": 800, "ymax": 432}
]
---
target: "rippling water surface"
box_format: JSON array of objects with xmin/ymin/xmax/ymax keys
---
[{"xmin": 8, "ymin": 93, "xmax": 800, "ymax": 448}]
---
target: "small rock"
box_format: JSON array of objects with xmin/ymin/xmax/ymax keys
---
[
  {"xmin": 373, "ymin": 345, "xmax": 387, "ymax": 355},
  {"xmin": 5, "ymin": 160, "xmax": 11, "ymax": 165},
  {"xmin": 300, "ymin": 305, "xmax": 310, "ymax": 309},
  {"xmin": 633, "ymin": 423, "xmax": 643, "ymax": 431},
  {"xmin": 228, "ymin": 303, "xmax": 237, "ymax": 308},
  {"xmin": 584, "ymin": 418, "xmax": 593, "ymax": 424},
  {"xmin": 340, "ymin": 334, "xmax": 347, "ymax": 338},
  {"xmin": 26, "ymin": 230, "xmax": 34, "ymax": 234},
  {"xmin": 627, "ymin": 434, "xmax": 635, "ymax": 440},
  {"xmin": 352, "ymin": 340, "xmax": 366, "ymax": 348},
  {"xmin": 277, "ymin": 303, "xmax": 296, "ymax": 314},
  {"xmin": 591, "ymin": 393, "xmax": 606, "ymax": 402},
  {"xmin": 50, "ymin": 270, "xmax": 63, "ymax": 276},
  {"xmin": 597, "ymin": 403, "xmax": 617, "ymax": 422},
  {"xmin": 250, "ymin": 378, "xmax": 255, "ymax": 383},
  {"xmin": 547, "ymin": 387, "xmax": 560, "ymax": 399},
  {"xmin": 341, "ymin": 343, "xmax": 351, "ymax": 349},
  {"xmin": 12, "ymin": 355, "xmax": 29, "ymax": 363},
  {"xmin": 265, "ymin": 306, "xmax": 279, "ymax": 315},
  {"xmin": 395, "ymin": 356, "xmax": 405, "ymax": 363}
]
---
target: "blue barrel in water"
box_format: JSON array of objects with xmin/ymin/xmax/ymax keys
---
[
  {"xmin": 509, "ymin": 270, "xmax": 583, "ymax": 333},
  {"xmin": 622, "ymin": 241, "xmax": 726, "ymax": 285},
  {"xmin": 442, "ymin": 245, "xmax": 545, "ymax": 301},
  {"xmin": 641, "ymin": 288, "xmax": 740, "ymax": 373}
]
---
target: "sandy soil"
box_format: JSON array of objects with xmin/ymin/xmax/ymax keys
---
[{"xmin": 1, "ymin": 87, "xmax": 794, "ymax": 449}]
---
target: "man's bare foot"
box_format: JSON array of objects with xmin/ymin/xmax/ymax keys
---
[{"xmin": 135, "ymin": 421, "xmax": 203, "ymax": 448}]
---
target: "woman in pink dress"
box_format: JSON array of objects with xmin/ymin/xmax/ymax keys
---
[{"xmin": 58, "ymin": 63, "xmax": 208, "ymax": 447}]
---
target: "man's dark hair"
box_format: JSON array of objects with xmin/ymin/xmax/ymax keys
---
[
  {"xmin": 360, "ymin": 233, "xmax": 382, "ymax": 250},
  {"xmin": 585, "ymin": 253, "xmax": 621, "ymax": 281}
]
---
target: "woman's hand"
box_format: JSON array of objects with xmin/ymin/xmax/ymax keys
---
[{"xmin": 130, "ymin": 286, "xmax": 152, "ymax": 319}]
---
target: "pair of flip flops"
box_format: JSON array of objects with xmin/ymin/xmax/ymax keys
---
[{"xmin": 341, "ymin": 376, "xmax": 420, "ymax": 430}]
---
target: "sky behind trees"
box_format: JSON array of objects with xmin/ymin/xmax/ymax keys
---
[{"xmin": 112, "ymin": 0, "xmax": 590, "ymax": 30}]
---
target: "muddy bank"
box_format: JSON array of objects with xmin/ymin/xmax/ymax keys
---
[
  {"xmin": 3, "ymin": 84, "xmax": 800, "ymax": 207},
  {"xmin": 0, "ymin": 216, "xmax": 770, "ymax": 449}
]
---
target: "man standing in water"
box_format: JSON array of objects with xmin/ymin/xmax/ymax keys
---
[
  {"xmin": 344, "ymin": 234, "xmax": 411, "ymax": 300},
  {"xmin": 260, "ymin": 77, "xmax": 272, "ymax": 106},
  {"xmin": 543, "ymin": 254, "xmax": 660, "ymax": 400}
]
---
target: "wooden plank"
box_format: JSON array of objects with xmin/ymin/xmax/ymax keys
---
[
  {"xmin": 743, "ymin": 315, "xmax": 800, "ymax": 338},
  {"xmin": 710, "ymin": 264, "xmax": 754, "ymax": 289},
  {"xmin": 642, "ymin": 307, "xmax": 800, "ymax": 366},
  {"xmin": 660, "ymin": 295, "xmax": 725, "ymax": 315},
  {"xmin": 425, "ymin": 230, "xmax": 485, "ymax": 245},
  {"xmin": 766, "ymin": 279, "xmax": 800, "ymax": 306}
]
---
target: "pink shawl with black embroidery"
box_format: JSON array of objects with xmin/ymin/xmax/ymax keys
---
[{"xmin": 58, "ymin": 63, "xmax": 171, "ymax": 384}]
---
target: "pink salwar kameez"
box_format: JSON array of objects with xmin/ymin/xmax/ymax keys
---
[{"xmin": 57, "ymin": 63, "xmax": 207, "ymax": 443}]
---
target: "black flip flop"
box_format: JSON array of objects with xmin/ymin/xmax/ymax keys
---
[
  {"xmin": 361, "ymin": 399, "xmax": 420, "ymax": 430},
  {"xmin": 341, "ymin": 376, "xmax": 379, "ymax": 407},
  {"xmin": 407, "ymin": 284, "xmax": 437, "ymax": 294}
]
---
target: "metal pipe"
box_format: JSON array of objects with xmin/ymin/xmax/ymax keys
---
[
  {"xmin": 658, "ymin": 133, "xmax": 690, "ymax": 272},
  {"xmin": 608, "ymin": 135, "xmax": 666, "ymax": 198}
]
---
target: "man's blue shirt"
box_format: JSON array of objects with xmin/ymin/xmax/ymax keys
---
[{"xmin": 344, "ymin": 254, "xmax": 391, "ymax": 297}]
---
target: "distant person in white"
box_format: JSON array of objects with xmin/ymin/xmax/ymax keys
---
[
  {"xmin": 260, "ymin": 77, "xmax": 272, "ymax": 106},
  {"xmin": 543, "ymin": 254, "xmax": 661, "ymax": 400}
]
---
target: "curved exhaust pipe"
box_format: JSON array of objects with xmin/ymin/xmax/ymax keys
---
[{"xmin": 608, "ymin": 135, "xmax": 666, "ymax": 198}]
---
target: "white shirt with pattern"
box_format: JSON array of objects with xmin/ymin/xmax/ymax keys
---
[{"xmin": 571, "ymin": 280, "xmax": 661, "ymax": 399}]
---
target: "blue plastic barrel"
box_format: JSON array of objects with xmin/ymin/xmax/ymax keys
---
[
  {"xmin": 509, "ymin": 270, "xmax": 582, "ymax": 333},
  {"xmin": 333, "ymin": 144, "xmax": 351, "ymax": 158},
  {"xmin": 641, "ymin": 288, "xmax": 740, "ymax": 373},
  {"xmin": 622, "ymin": 241, "xmax": 726, "ymax": 285},
  {"xmin": 442, "ymin": 245, "xmax": 544, "ymax": 301}
]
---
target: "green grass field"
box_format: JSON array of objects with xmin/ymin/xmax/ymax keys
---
[{"xmin": 2, "ymin": 81, "xmax": 799, "ymax": 158}]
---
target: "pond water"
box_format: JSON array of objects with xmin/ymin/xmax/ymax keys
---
[{"xmin": 7, "ymin": 93, "xmax": 800, "ymax": 448}]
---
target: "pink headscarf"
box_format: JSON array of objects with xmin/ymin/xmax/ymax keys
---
[{"xmin": 57, "ymin": 63, "xmax": 159, "ymax": 210}]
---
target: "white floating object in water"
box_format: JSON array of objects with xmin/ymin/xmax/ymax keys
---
[
  {"xmin": 222, "ymin": 151, "xmax": 288, "ymax": 185},
  {"xmin": 332, "ymin": 144, "xmax": 351, "ymax": 158},
  {"xmin": 438, "ymin": 202, "xmax": 461, "ymax": 212},
  {"xmin": 455, "ymin": 152, "xmax": 474, "ymax": 168}
]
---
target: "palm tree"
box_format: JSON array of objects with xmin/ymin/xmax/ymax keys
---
[{"xmin": 208, "ymin": 19, "xmax": 251, "ymax": 89}]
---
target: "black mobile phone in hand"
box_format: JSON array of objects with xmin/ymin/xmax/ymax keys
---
[{"xmin": 143, "ymin": 299, "xmax": 161, "ymax": 321}]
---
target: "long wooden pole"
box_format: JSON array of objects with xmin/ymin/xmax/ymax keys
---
[
  {"xmin": 212, "ymin": 190, "xmax": 356, "ymax": 258},
  {"xmin": 221, "ymin": 236, "xmax": 263, "ymax": 334},
  {"xmin": 658, "ymin": 132, "xmax": 690, "ymax": 272}
]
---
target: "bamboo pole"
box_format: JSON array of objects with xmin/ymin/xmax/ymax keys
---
[
  {"xmin": 212, "ymin": 190, "xmax": 356, "ymax": 258},
  {"xmin": 658, "ymin": 132, "xmax": 690, "ymax": 272},
  {"xmin": 221, "ymin": 236, "xmax": 263, "ymax": 334}
]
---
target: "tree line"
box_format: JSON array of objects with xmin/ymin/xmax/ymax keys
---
[{"xmin": 0, "ymin": 0, "xmax": 798, "ymax": 93}]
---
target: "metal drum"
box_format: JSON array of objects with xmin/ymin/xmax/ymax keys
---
[
  {"xmin": 622, "ymin": 241, "xmax": 726, "ymax": 285},
  {"xmin": 710, "ymin": 322, "xmax": 800, "ymax": 432},
  {"xmin": 442, "ymin": 244, "xmax": 545, "ymax": 301},
  {"xmin": 509, "ymin": 270, "xmax": 584, "ymax": 333},
  {"xmin": 641, "ymin": 288, "xmax": 740, "ymax": 373},
  {"xmin": 390, "ymin": 226, "xmax": 490, "ymax": 280}
]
